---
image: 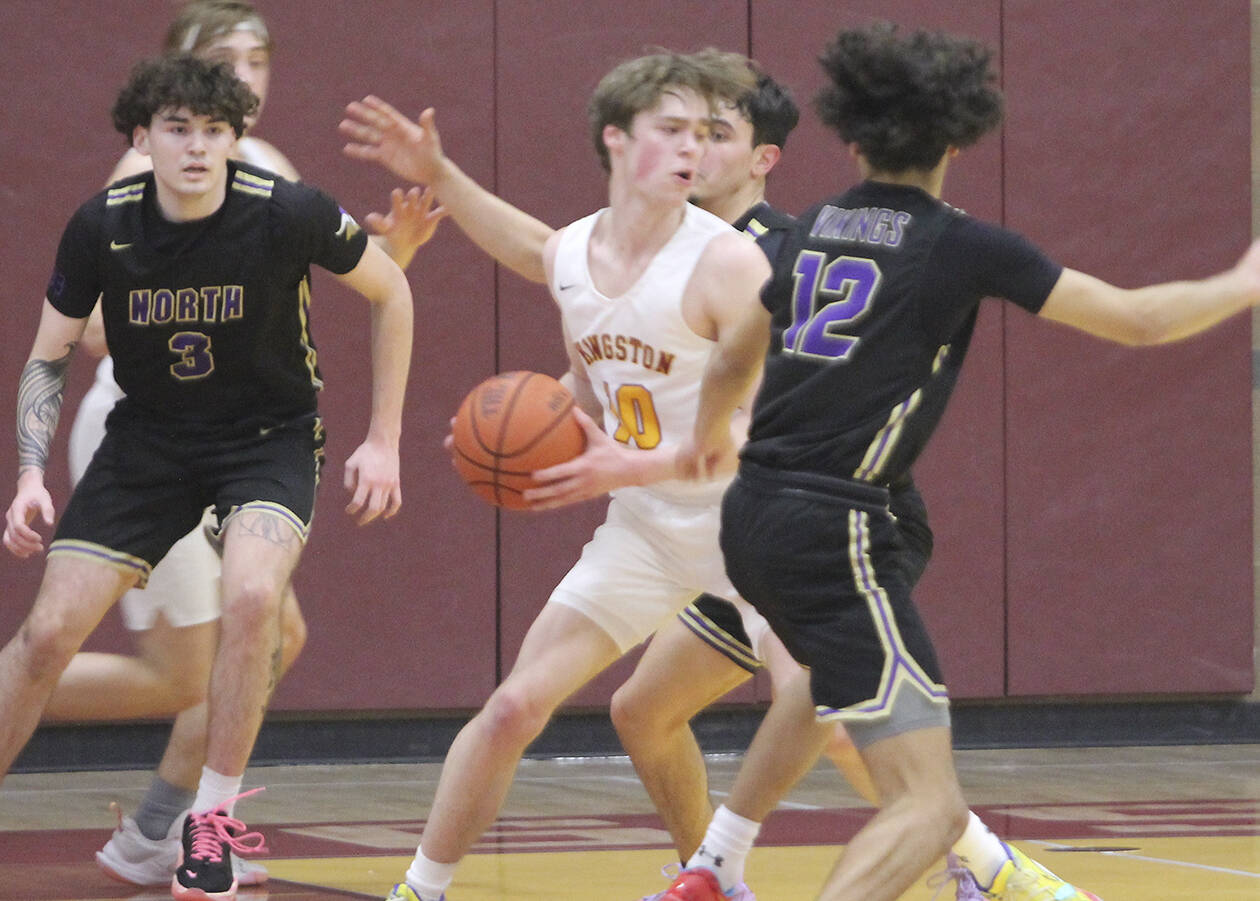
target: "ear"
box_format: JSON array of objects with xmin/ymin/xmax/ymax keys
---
[
  {"xmin": 602, "ymin": 123, "xmax": 627, "ymax": 158},
  {"xmin": 132, "ymin": 125, "xmax": 152, "ymax": 157},
  {"xmin": 751, "ymin": 143, "xmax": 782, "ymax": 178}
]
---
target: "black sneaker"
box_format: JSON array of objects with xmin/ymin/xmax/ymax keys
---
[{"xmin": 171, "ymin": 789, "xmax": 268, "ymax": 901}]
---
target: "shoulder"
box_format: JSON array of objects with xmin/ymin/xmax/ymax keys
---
[
  {"xmin": 696, "ymin": 230, "xmax": 772, "ymax": 287},
  {"xmin": 235, "ymin": 136, "xmax": 300, "ymax": 181},
  {"xmin": 737, "ymin": 202, "xmax": 796, "ymax": 236},
  {"xmin": 105, "ymin": 148, "xmax": 152, "ymax": 185}
]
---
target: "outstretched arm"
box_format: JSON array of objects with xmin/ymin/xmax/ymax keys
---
[
  {"xmin": 1039, "ymin": 238, "xmax": 1260, "ymax": 345},
  {"xmin": 341, "ymin": 97, "xmax": 554, "ymax": 283},
  {"xmin": 5, "ymin": 303, "xmax": 87, "ymax": 557},
  {"xmin": 332, "ymin": 241, "xmax": 414, "ymax": 525}
]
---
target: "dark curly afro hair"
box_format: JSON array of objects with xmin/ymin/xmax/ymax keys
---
[
  {"xmin": 112, "ymin": 53, "xmax": 259, "ymax": 144},
  {"xmin": 814, "ymin": 22, "xmax": 1003, "ymax": 172}
]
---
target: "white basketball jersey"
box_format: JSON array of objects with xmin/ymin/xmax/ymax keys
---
[{"xmin": 551, "ymin": 203, "xmax": 734, "ymax": 506}]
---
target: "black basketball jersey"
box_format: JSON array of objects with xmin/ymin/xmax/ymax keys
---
[
  {"xmin": 733, "ymin": 200, "xmax": 795, "ymax": 263},
  {"xmin": 743, "ymin": 180, "xmax": 1062, "ymax": 484},
  {"xmin": 46, "ymin": 161, "xmax": 368, "ymax": 432}
]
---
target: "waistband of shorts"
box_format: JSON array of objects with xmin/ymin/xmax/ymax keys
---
[{"xmin": 736, "ymin": 461, "xmax": 889, "ymax": 511}]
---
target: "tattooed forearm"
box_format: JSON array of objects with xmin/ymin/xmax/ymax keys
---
[{"xmin": 16, "ymin": 349, "xmax": 74, "ymax": 475}]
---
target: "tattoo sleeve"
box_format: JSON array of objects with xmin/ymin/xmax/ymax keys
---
[{"xmin": 16, "ymin": 349, "xmax": 74, "ymax": 475}]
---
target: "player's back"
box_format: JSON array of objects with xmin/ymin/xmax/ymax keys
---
[{"xmin": 744, "ymin": 181, "xmax": 976, "ymax": 485}]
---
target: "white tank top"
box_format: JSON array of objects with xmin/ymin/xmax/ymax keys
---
[{"xmin": 551, "ymin": 203, "xmax": 734, "ymax": 506}]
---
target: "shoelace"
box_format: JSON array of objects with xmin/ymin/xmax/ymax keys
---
[
  {"xmin": 925, "ymin": 856, "xmax": 984, "ymax": 901},
  {"xmin": 187, "ymin": 786, "xmax": 270, "ymax": 864}
]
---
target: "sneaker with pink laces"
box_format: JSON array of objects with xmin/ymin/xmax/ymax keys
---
[{"xmin": 170, "ymin": 788, "xmax": 268, "ymax": 901}]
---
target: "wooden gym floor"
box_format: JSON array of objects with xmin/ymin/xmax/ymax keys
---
[{"xmin": 0, "ymin": 742, "xmax": 1256, "ymax": 900}]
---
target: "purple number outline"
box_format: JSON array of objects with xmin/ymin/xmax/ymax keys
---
[{"xmin": 783, "ymin": 250, "xmax": 881, "ymax": 361}]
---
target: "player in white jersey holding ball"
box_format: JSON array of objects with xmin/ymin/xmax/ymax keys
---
[{"xmin": 343, "ymin": 50, "xmax": 769, "ymax": 901}]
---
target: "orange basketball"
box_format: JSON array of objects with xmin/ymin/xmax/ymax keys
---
[{"xmin": 451, "ymin": 371, "xmax": 587, "ymax": 510}]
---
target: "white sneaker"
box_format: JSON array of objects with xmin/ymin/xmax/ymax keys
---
[
  {"xmin": 96, "ymin": 810, "xmax": 270, "ymax": 887},
  {"xmin": 95, "ymin": 814, "xmax": 181, "ymax": 886},
  {"xmin": 234, "ymin": 853, "xmax": 269, "ymax": 886}
]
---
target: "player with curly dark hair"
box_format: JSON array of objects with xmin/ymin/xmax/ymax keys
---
[
  {"xmin": 110, "ymin": 53, "xmax": 259, "ymax": 141},
  {"xmin": 814, "ymin": 21, "xmax": 1003, "ymax": 172},
  {"xmin": 660, "ymin": 22, "xmax": 1260, "ymax": 901}
]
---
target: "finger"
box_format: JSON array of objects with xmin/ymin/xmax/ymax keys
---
[
  {"xmin": 363, "ymin": 95, "xmax": 405, "ymax": 119},
  {"xmin": 338, "ymin": 119, "xmax": 377, "ymax": 142},
  {"xmin": 364, "ymin": 211, "xmax": 388, "ymax": 234},
  {"xmin": 345, "ymin": 482, "xmax": 368, "ymax": 516},
  {"xmin": 383, "ymin": 486, "xmax": 403, "ymax": 520},
  {"xmin": 39, "ymin": 498, "xmax": 54, "ymax": 527},
  {"xmin": 390, "ymin": 187, "xmax": 408, "ymax": 214}
]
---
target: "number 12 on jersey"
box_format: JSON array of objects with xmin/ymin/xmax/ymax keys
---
[{"xmin": 782, "ymin": 251, "xmax": 881, "ymax": 361}]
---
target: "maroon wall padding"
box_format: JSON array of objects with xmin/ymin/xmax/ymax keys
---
[
  {"xmin": 0, "ymin": 1, "xmax": 1252, "ymax": 725},
  {"xmin": 1002, "ymin": 0, "xmax": 1253, "ymax": 694},
  {"xmin": 493, "ymin": 0, "xmax": 755, "ymax": 708},
  {"xmin": 752, "ymin": 1, "xmax": 1007, "ymax": 697},
  {"xmin": 257, "ymin": 1, "xmax": 502, "ymax": 709}
]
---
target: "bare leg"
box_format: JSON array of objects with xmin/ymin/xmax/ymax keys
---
[
  {"xmin": 43, "ymin": 617, "xmax": 217, "ymax": 721},
  {"xmin": 202, "ymin": 511, "xmax": 301, "ymax": 778},
  {"xmin": 816, "ymin": 726, "xmax": 967, "ymax": 901},
  {"xmin": 420, "ymin": 603, "xmax": 620, "ymax": 863},
  {"xmin": 611, "ymin": 619, "xmax": 751, "ymax": 859},
  {"xmin": 157, "ymin": 585, "xmax": 306, "ymax": 790},
  {"xmin": 724, "ymin": 670, "xmax": 832, "ymax": 824},
  {"xmin": 758, "ymin": 634, "xmax": 879, "ymax": 805},
  {"xmin": 0, "ymin": 557, "xmax": 133, "ymax": 779}
]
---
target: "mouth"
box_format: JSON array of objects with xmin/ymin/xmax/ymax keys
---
[
  {"xmin": 672, "ymin": 169, "xmax": 695, "ymax": 186},
  {"xmin": 182, "ymin": 163, "xmax": 210, "ymax": 177}
]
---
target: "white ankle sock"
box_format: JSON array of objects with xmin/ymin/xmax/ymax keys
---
[
  {"xmin": 950, "ymin": 811, "xmax": 1009, "ymax": 887},
  {"xmin": 192, "ymin": 767, "xmax": 243, "ymax": 816},
  {"xmin": 685, "ymin": 804, "xmax": 761, "ymax": 892},
  {"xmin": 405, "ymin": 850, "xmax": 457, "ymax": 901}
]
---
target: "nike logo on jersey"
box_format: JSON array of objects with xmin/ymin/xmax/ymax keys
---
[
  {"xmin": 334, "ymin": 209, "xmax": 361, "ymax": 242},
  {"xmin": 558, "ymin": 283, "xmax": 577, "ymax": 291},
  {"xmin": 110, "ymin": 240, "xmax": 133, "ymax": 251}
]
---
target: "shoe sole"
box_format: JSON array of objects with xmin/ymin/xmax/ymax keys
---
[
  {"xmin": 95, "ymin": 853, "xmax": 170, "ymax": 887},
  {"xmin": 170, "ymin": 876, "xmax": 239, "ymax": 901}
]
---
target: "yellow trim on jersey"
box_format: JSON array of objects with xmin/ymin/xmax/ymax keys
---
[
  {"xmin": 231, "ymin": 169, "xmax": 275, "ymax": 198},
  {"xmin": 47, "ymin": 540, "xmax": 153, "ymax": 587},
  {"xmin": 106, "ymin": 183, "xmax": 145, "ymax": 206},
  {"xmin": 297, "ymin": 276, "xmax": 322, "ymax": 390},
  {"xmin": 744, "ymin": 217, "xmax": 769, "ymax": 238},
  {"xmin": 853, "ymin": 344, "xmax": 950, "ymax": 482}
]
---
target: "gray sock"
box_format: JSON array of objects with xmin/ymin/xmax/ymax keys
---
[{"xmin": 134, "ymin": 777, "xmax": 196, "ymax": 841}]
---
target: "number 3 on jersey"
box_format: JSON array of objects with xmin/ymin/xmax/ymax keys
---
[
  {"xmin": 169, "ymin": 331, "xmax": 215, "ymax": 380},
  {"xmin": 782, "ymin": 250, "xmax": 881, "ymax": 361},
  {"xmin": 604, "ymin": 382, "xmax": 661, "ymax": 449}
]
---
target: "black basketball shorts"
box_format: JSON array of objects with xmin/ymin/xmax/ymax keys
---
[
  {"xmin": 51, "ymin": 410, "xmax": 325, "ymax": 586},
  {"xmin": 677, "ymin": 593, "xmax": 762, "ymax": 673},
  {"xmin": 720, "ymin": 462, "xmax": 950, "ymax": 748}
]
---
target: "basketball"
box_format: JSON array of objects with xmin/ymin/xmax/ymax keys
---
[{"xmin": 451, "ymin": 371, "xmax": 587, "ymax": 510}]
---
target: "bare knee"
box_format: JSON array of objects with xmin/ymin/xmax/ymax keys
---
[
  {"xmin": 14, "ymin": 612, "xmax": 82, "ymax": 685},
  {"xmin": 610, "ymin": 680, "xmax": 682, "ymax": 749},
  {"xmin": 477, "ymin": 682, "xmax": 554, "ymax": 750},
  {"xmin": 220, "ymin": 578, "xmax": 284, "ymax": 632}
]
